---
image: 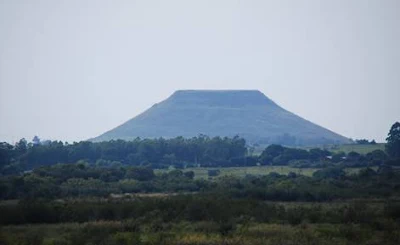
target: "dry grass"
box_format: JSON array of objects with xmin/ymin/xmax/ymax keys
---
[
  {"xmin": 156, "ymin": 166, "xmax": 370, "ymax": 180},
  {"xmin": 0, "ymin": 222, "xmax": 381, "ymax": 245}
]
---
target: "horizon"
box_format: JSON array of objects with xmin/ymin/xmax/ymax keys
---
[{"xmin": 0, "ymin": 87, "xmax": 395, "ymax": 144}]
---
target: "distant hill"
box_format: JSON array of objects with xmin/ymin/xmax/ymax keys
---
[{"xmin": 91, "ymin": 90, "xmax": 350, "ymax": 146}]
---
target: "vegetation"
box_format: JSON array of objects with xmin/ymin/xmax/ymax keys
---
[
  {"xmin": 0, "ymin": 135, "xmax": 247, "ymax": 175},
  {"xmin": 1, "ymin": 161, "xmax": 400, "ymax": 201},
  {"xmin": 0, "ymin": 135, "xmax": 396, "ymax": 177},
  {"xmin": 386, "ymin": 122, "xmax": 400, "ymax": 159},
  {"xmin": 327, "ymin": 143, "xmax": 385, "ymax": 154},
  {"xmin": 354, "ymin": 138, "xmax": 377, "ymax": 144},
  {"xmin": 1, "ymin": 123, "xmax": 400, "ymax": 244},
  {"xmin": 1, "ymin": 197, "xmax": 400, "ymax": 244}
]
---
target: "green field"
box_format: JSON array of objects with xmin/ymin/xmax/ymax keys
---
[
  {"xmin": 252, "ymin": 143, "xmax": 386, "ymax": 156},
  {"xmin": 327, "ymin": 143, "xmax": 386, "ymax": 154},
  {"xmin": 156, "ymin": 166, "xmax": 372, "ymax": 179}
]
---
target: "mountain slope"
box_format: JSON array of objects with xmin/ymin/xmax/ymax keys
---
[{"xmin": 92, "ymin": 90, "xmax": 350, "ymax": 145}]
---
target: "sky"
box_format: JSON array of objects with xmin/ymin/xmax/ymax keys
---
[{"xmin": 0, "ymin": 0, "xmax": 399, "ymax": 144}]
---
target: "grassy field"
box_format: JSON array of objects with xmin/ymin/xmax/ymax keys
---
[
  {"xmin": 156, "ymin": 166, "xmax": 372, "ymax": 179},
  {"xmin": 1, "ymin": 221, "xmax": 393, "ymax": 245},
  {"xmin": 1, "ymin": 200, "xmax": 399, "ymax": 245},
  {"xmin": 253, "ymin": 143, "xmax": 386, "ymax": 156},
  {"xmin": 327, "ymin": 143, "xmax": 385, "ymax": 154}
]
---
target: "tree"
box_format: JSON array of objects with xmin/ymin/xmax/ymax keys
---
[
  {"xmin": 365, "ymin": 150, "xmax": 387, "ymax": 165},
  {"xmin": 125, "ymin": 167, "xmax": 155, "ymax": 181},
  {"xmin": 313, "ymin": 167, "xmax": 345, "ymax": 179},
  {"xmin": 386, "ymin": 122, "xmax": 400, "ymax": 159},
  {"xmin": 208, "ymin": 169, "xmax": 220, "ymax": 177},
  {"xmin": 32, "ymin": 136, "xmax": 41, "ymax": 145},
  {"xmin": 309, "ymin": 148, "xmax": 331, "ymax": 161},
  {"xmin": 259, "ymin": 144, "xmax": 286, "ymax": 165},
  {"xmin": 184, "ymin": 171, "xmax": 195, "ymax": 179},
  {"xmin": 355, "ymin": 139, "xmax": 369, "ymax": 145},
  {"xmin": 358, "ymin": 167, "xmax": 376, "ymax": 178},
  {"xmin": 15, "ymin": 138, "xmax": 28, "ymax": 155},
  {"xmin": 0, "ymin": 142, "xmax": 14, "ymax": 167},
  {"xmin": 331, "ymin": 152, "xmax": 346, "ymax": 163},
  {"xmin": 347, "ymin": 151, "xmax": 361, "ymax": 161}
]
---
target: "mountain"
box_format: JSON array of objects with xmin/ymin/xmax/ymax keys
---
[{"xmin": 91, "ymin": 90, "xmax": 350, "ymax": 145}]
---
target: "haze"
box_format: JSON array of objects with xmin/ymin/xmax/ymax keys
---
[{"xmin": 0, "ymin": 0, "xmax": 399, "ymax": 143}]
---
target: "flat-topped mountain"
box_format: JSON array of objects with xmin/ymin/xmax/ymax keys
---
[{"xmin": 92, "ymin": 90, "xmax": 350, "ymax": 145}]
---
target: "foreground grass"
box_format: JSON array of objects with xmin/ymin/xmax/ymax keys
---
[
  {"xmin": 1, "ymin": 199, "xmax": 399, "ymax": 245},
  {"xmin": 1, "ymin": 221, "xmax": 398, "ymax": 245}
]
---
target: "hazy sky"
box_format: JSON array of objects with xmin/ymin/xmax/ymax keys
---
[{"xmin": 1, "ymin": 0, "xmax": 399, "ymax": 143}]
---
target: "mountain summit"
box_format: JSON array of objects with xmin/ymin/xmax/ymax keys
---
[{"xmin": 92, "ymin": 90, "xmax": 349, "ymax": 145}]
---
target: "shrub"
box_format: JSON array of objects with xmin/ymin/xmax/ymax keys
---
[{"xmin": 208, "ymin": 170, "xmax": 220, "ymax": 177}]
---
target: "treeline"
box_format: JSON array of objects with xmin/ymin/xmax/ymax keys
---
[
  {"xmin": 0, "ymin": 136, "xmax": 247, "ymax": 174},
  {"xmin": 0, "ymin": 164, "xmax": 205, "ymax": 200},
  {"xmin": 258, "ymin": 144, "xmax": 394, "ymax": 168},
  {"xmin": 1, "ymin": 161, "xmax": 399, "ymax": 201},
  {"xmin": 1, "ymin": 138, "xmax": 398, "ymax": 177}
]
